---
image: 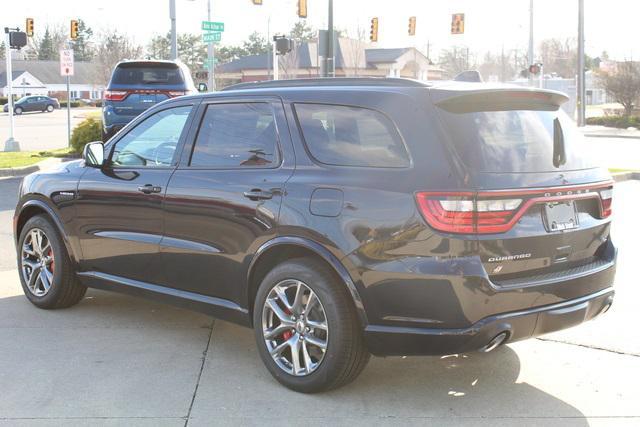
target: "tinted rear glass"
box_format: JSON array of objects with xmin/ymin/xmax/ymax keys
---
[
  {"xmin": 437, "ymin": 107, "xmax": 594, "ymax": 173},
  {"xmin": 112, "ymin": 64, "xmax": 183, "ymax": 85},
  {"xmin": 294, "ymin": 103, "xmax": 410, "ymax": 168}
]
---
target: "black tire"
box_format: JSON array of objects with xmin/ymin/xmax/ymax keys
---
[
  {"xmin": 253, "ymin": 257, "xmax": 370, "ymax": 393},
  {"xmin": 14, "ymin": 107, "xmax": 23, "ymax": 115},
  {"xmin": 17, "ymin": 215, "xmax": 87, "ymax": 309},
  {"xmin": 46, "ymin": 104, "xmax": 54, "ymax": 112}
]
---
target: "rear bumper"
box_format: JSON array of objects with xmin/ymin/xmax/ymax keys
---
[{"xmin": 364, "ymin": 287, "xmax": 614, "ymax": 356}]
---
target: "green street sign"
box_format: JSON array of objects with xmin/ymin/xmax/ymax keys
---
[
  {"xmin": 202, "ymin": 21, "xmax": 224, "ymax": 32},
  {"xmin": 202, "ymin": 32, "xmax": 222, "ymax": 43},
  {"xmin": 203, "ymin": 59, "xmax": 218, "ymax": 68}
]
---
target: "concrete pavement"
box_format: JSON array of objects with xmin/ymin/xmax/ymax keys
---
[
  {"xmin": 0, "ymin": 181, "xmax": 638, "ymax": 426},
  {"xmin": 0, "ymin": 108, "xmax": 99, "ymax": 152}
]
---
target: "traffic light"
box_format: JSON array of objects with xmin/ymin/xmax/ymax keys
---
[
  {"xmin": 408, "ymin": 16, "xmax": 416, "ymax": 36},
  {"xmin": 252, "ymin": 0, "xmax": 262, "ymax": 4},
  {"xmin": 297, "ymin": 0, "xmax": 307, "ymax": 18},
  {"xmin": 451, "ymin": 13, "xmax": 464, "ymax": 34},
  {"xmin": 70, "ymin": 20, "xmax": 79, "ymax": 40},
  {"xmin": 370, "ymin": 17, "xmax": 379, "ymax": 42},
  {"xmin": 26, "ymin": 18, "xmax": 34, "ymax": 37}
]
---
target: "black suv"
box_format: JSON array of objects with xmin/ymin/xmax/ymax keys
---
[{"xmin": 14, "ymin": 78, "xmax": 616, "ymax": 393}]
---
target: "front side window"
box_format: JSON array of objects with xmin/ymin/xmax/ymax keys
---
[
  {"xmin": 190, "ymin": 103, "xmax": 279, "ymax": 168},
  {"xmin": 294, "ymin": 103, "xmax": 410, "ymax": 168},
  {"xmin": 110, "ymin": 106, "xmax": 192, "ymax": 168}
]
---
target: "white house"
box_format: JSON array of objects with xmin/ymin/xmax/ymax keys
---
[{"xmin": 1, "ymin": 60, "xmax": 104, "ymax": 100}]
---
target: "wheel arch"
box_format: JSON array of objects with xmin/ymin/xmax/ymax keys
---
[
  {"xmin": 15, "ymin": 199, "xmax": 79, "ymax": 265},
  {"xmin": 246, "ymin": 236, "xmax": 368, "ymax": 327}
]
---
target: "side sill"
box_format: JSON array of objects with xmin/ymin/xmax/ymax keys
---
[{"xmin": 77, "ymin": 271, "xmax": 251, "ymax": 327}]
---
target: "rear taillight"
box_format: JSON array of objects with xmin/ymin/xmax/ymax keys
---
[
  {"xmin": 416, "ymin": 182, "xmax": 614, "ymax": 234},
  {"xmin": 599, "ymin": 188, "xmax": 613, "ymax": 218},
  {"xmin": 167, "ymin": 90, "xmax": 186, "ymax": 98},
  {"xmin": 416, "ymin": 193, "xmax": 522, "ymax": 234},
  {"xmin": 103, "ymin": 90, "xmax": 129, "ymax": 101}
]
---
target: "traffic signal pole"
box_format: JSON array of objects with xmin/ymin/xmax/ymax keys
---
[
  {"xmin": 326, "ymin": 0, "xmax": 335, "ymax": 77},
  {"xmin": 207, "ymin": 0, "xmax": 215, "ymax": 90},
  {"xmin": 577, "ymin": 0, "xmax": 586, "ymax": 126},
  {"xmin": 170, "ymin": 0, "xmax": 177, "ymax": 60},
  {"xmin": 528, "ymin": 0, "xmax": 534, "ymax": 86},
  {"xmin": 3, "ymin": 28, "xmax": 19, "ymax": 152}
]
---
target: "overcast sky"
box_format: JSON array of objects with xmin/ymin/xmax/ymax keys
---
[{"xmin": 6, "ymin": 0, "xmax": 637, "ymax": 60}]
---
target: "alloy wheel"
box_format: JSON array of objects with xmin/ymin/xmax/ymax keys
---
[
  {"xmin": 21, "ymin": 228, "xmax": 55, "ymax": 297},
  {"xmin": 262, "ymin": 279, "xmax": 329, "ymax": 376}
]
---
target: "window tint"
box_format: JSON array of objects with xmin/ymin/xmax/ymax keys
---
[
  {"xmin": 112, "ymin": 64, "xmax": 184, "ymax": 85},
  {"xmin": 190, "ymin": 103, "xmax": 279, "ymax": 168},
  {"xmin": 111, "ymin": 106, "xmax": 191, "ymax": 167},
  {"xmin": 294, "ymin": 103, "xmax": 410, "ymax": 168}
]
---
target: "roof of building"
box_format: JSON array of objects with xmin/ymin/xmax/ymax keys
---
[
  {"xmin": 218, "ymin": 39, "xmax": 426, "ymax": 74},
  {"xmin": 0, "ymin": 60, "xmax": 99, "ymax": 86},
  {"xmin": 0, "ymin": 71, "xmax": 25, "ymax": 87}
]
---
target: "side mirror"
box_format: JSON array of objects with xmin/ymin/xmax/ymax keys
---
[
  {"xmin": 83, "ymin": 141, "xmax": 105, "ymax": 168},
  {"xmin": 198, "ymin": 82, "xmax": 208, "ymax": 93}
]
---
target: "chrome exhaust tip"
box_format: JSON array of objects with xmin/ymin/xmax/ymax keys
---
[{"xmin": 479, "ymin": 332, "xmax": 508, "ymax": 353}]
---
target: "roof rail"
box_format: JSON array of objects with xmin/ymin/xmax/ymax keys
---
[{"xmin": 220, "ymin": 77, "xmax": 430, "ymax": 91}]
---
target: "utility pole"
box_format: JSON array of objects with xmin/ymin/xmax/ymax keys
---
[
  {"xmin": 577, "ymin": 0, "xmax": 586, "ymax": 126},
  {"xmin": 528, "ymin": 0, "xmax": 534, "ymax": 86},
  {"xmin": 3, "ymin": 28, "xmax": 19, "ymax": 152},
  {"xmin": 170, "ymin": 0, "xmax": 178, "ymax": 60},
  {"xmin": 326, "ymin": 0, "xmax": 335, "ymax": 77}
]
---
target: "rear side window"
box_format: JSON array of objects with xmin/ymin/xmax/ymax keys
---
[
  {"xmin": 190, "ymin": 103, "xmax": 279, "ymax": 168},
  {"xmin": 294, "ymin": 103, "xmax": 410, "ymax": 168},
  {"xmin": 111, "ymin": 64, "xmax": 184, "ymax": 85},
  {"xmin": 437, "ymin": 107, "xmax": 594, "ymax": 173}
]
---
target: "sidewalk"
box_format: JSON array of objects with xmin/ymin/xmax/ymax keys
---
[{"xmin": 580, "ymin": 125, "xmax": 640, "ymax": 139}]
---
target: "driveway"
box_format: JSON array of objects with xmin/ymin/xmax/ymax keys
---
[
  {"xmin": 0, "ymin": 179, "xmax": 638, "ymax": 426},
  {"xmin": 0, "ymin": 108, "xmax": 100, "ymax": 152}
]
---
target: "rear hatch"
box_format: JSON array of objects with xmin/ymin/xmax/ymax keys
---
[
  {"xmin": 105, "ymin": 62, "xmax": 190, "ymax": 116},
  {"xmin": 421, "ymin": 87, "xmax": 614, "ymax": 285}
]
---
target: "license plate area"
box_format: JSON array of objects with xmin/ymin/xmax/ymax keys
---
[{"xmin": 543, "ymin": 201, "xmax": 579, "ymax": 232}]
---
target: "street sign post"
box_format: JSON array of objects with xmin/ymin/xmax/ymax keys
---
[
  {"xmin": 201, "ymin": 21, "xmax": 224, "ymax": 32},
  {"xmin": 202, "ymin": 32, "xmax": 222, "ymax": 43},
  {"xmin": 60, "ymin": 49, "xmax": 74, "ymax": 147}
]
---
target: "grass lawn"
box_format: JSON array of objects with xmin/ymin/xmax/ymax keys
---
[
  {"xmin": 609, "ymin": 168, "xmax": 639, "ymax": 173},
  {"xmin": 0, "ymin": 148, "xmax": 74, "ymax": 169}
]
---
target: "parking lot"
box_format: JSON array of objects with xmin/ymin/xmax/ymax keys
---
[
  {"xmin": 0, "ymin": 108, "xmax": 99, "ymax": 152},
  {"xmin": 0, "ymin": 173, "xmax": 638, "ymax": 426}
]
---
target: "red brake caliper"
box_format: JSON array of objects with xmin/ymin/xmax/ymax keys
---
[
  {"xmin": 48, "ymin": 249, "xmax": 54, "ymax": 273},
  {"xmin": 282, "ymin": 307, "xmax": 293, "ymax": 340}
]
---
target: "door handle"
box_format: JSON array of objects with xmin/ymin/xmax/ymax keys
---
[
  {"xmin": 137, "ymin": 184, "xmax": 162, "ymax": 194},
  {"xmin": 243, "ymin": 189, "xmax": 273, "ymax": 200}
]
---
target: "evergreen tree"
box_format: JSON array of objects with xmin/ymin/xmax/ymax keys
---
[
  {"xmin": 73, "ymin": 19, "xmax": 95, "ymax": 61},
  {"xmin": 38, "ymin": 28, "xmax": 55, "ymax": 60}
]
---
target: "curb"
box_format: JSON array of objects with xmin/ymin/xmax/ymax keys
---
[
  {"xmin": 612, "ymin": 172, "xmax": 640, "ymax": 182},
  {"xmin": 0, "ymin": 164, "xmax": 40, "ymax": 178},
  {"xmin": 583, "ymin": 134, "xmax": 640, "ymax": 140},
  {"xmin": 0, "ymin": 157, "xmax": 70, "ymax": 179}
]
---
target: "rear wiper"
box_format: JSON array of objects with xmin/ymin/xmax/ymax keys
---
[{"xmin": 553, "ymin": 117, "xmax": 566, "ymax": 168}]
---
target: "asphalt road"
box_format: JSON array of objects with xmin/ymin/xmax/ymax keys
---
[
  {"xmin": 0, "ymin": 177, "xmax": 638, "ymax": 426},
  {"xmin": 0, "ymin": 108, "xmax": 100, "ymax": 152}
]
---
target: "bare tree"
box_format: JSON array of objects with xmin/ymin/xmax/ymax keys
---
[
  {"xmin": 344, "ymin": 26, "xmax": 367, "ymax": 76},
  {"xmin": 279, "ymin": 41, "xmax": 300, "ymax": 80},
  {"xmin": 598, "ymin": 61, "xmax": 640, "ymax": 116},
  {"xmin": 93, "ymin": 31, "xmax": 143, "ymax": 85}
]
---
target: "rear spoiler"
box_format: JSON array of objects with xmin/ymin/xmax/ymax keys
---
[{"xmin": 434, "ymin": 88, "xmax": 569, "ymax": 114}]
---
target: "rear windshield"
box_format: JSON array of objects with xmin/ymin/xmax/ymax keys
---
[
  {"xmin": 111, "ymin": 64, "xmax": 184, "ymax": 85},
  {"xmin": 437, "ymin": 107, "xmax": 595, "ymax": 173}
]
